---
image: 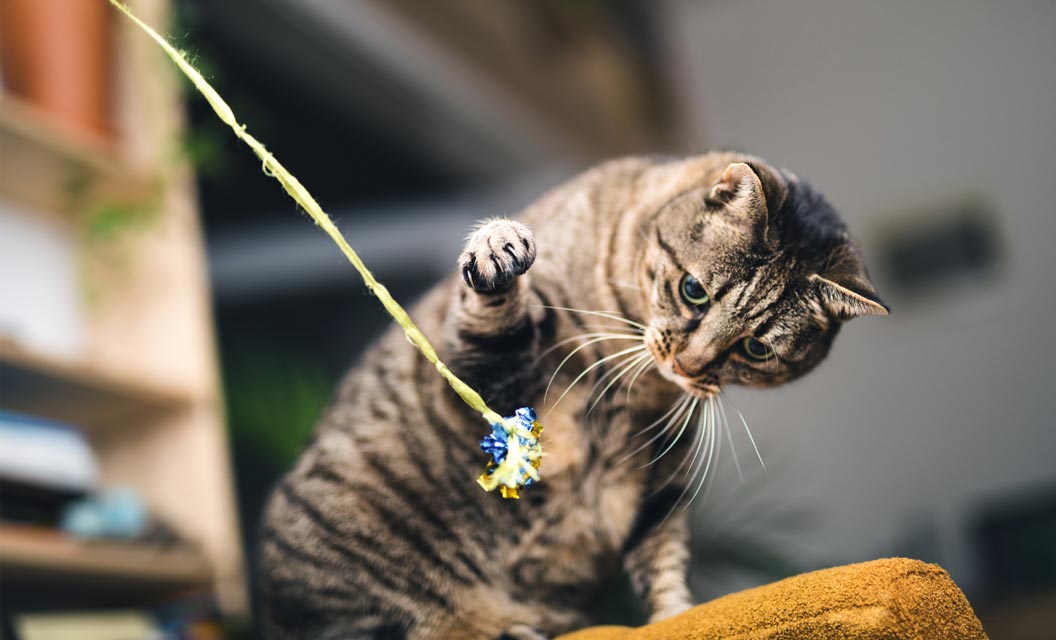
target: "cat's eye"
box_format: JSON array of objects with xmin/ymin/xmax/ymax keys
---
[
  {"xmin": 679, "ymin": 274, "xmax": 710, "ymax": 309},
  {"xmin": 741, "ymin": 337, "xmax": 772, "ymax": 361}
]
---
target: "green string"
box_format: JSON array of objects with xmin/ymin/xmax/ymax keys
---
[{"xmin": 110, "ymin": 1, "xmax": 504, "ymax": 427}]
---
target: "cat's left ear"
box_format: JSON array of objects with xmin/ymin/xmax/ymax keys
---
[
  {"xmin": 708, "ymin": 162, "xmax": 787, "ymax": 238},
  {"xmin": 810, "ymin": 247, "xmax": 889, "ymax": 320}
]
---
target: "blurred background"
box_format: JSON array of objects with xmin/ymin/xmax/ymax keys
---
[{"xmin": 0, "ymin": 0, "xmax": 1053, "ymax": 637}]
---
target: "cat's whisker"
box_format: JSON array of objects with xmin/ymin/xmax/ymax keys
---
[
  {"xmin": 690, "ymin": 398, "xmax": 710, "ymax": 480},
  {"xmin": 546, "ymin": 344, "xmax": 648, "ymax": 414},
  {"xmin": 580, "ymin": 349, "xmax": 649, "ymax": 415},
  {"xmin": 532, "ymin": 305, "xmax": 647, "ymax": 331},
  {"xmin": 718, "ymin": 394, "xmax": 743, "ymax": 482},
  {"xmin": 703, "ymin": 400, "xmax": 722, "ymax": 502},
  {"xmin": 619, "ymin": 395, "xmax": 692, "ymax": 465},
  {"xmin": 544, "ymin": 335, "xmax": 623, "ymax": 406},
  {"xmin": 624, "ymin": 356, "xmax": 656, "ymax": 402},
  {"xmin": 667, "ymin": 399, "xmax": 710, "ymax": 509},
  {"xmin": 632, "ymin": 394, "xmax": 689, "ymax": 440},
  {"xmin": 581, "ymin": 322, "xmax": 645, "ymax": 335},
  {"xmin": 612, "ymin": 351, "xmax": 653, "ymax": 392},
  {"xmin": 683, "ymin": 400, "xmax": 709, "ymax": 485},
  {"xmin": 722, "ymin": 390, "xmax": 766, "ymax": 471},
  {"xmin": 543, "ymin": 336, "xmax": 644, "ymax": 408},
  {"xmin": 588, "ymin": 351, "xmax": 653, "ymax": 414},
  {"xmin": 663, "ymin": 399, "xmax": 711, "ymax": 518},
  {"xmin": 683, "ymin": 397, "xmax": 720, "ymax": 509},
  {"xmin": 645, "ymin": 397, "xmax": 699, "ymax": 468},
  {"xmin": 535, "ymin": 331, "xmax": 642, "ymax": 365},
  {"xmin": 651, "ymin": 397, "xmax": 708, "ymax": 496},
  {"xmin": 584, "ymin": 349, "xmax": 642, "ymax": 400},
  {"xmin": 638, "ymin": 403, "xmax": 693, "ymax": 472}
]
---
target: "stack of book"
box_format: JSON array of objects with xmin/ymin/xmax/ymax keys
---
[
  {"xmin": 10, "ymin": 595, "xmax": 228, "ymax": 640},
  {"xmin": 0, "ymin": 410, "xmax": 97, "ymax": 527}
]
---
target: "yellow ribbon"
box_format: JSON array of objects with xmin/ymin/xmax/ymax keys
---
[{"xmin": 109, "ymin": 0, "xmax": 504, "ymax": 428}]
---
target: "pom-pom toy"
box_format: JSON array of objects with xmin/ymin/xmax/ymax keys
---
[
  {"xmin": 109, "ymin": 1, "xmax": 541, "ymax": 499},
  {"xmin": 478, "ymin": 408, "xmax": 544, "ymax": 499}
]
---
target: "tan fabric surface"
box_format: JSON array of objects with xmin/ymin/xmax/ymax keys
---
[{"xmin": 559, "ymin": 558, "xmax": 987, "ymax": 640}]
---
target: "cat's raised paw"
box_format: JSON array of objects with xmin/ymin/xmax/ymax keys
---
[
  {"xmin": 459, "ymin": 219, "xmax": 536, "ymax": 293},
  {"xmin": 495, "ymin": 624, "xmax": 549, "ymax": 640}
]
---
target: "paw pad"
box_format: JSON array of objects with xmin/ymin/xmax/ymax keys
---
[{"xmin": 459, "ymin": 220, "xmax": 536, "ymax": 293}]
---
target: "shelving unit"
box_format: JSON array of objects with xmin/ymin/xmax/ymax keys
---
[
  {"xmin": 0, "ymin": 524, "xmax": 212, "ymax": 586},
  {"xmin": 0, "ymin": 339, "xmax": 190, "ymax": 433},
  {"xmin": 0, "ymin": 94, "xmax": 151, "ymax": 217},
  {"xmin": 0, "ymin": 0, "xmax": 246, "ymax": 618}
]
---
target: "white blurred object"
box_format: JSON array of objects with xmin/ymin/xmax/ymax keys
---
[{"xmin": 0, "ymin": 198, "xmax": 84, "ymax": 357}]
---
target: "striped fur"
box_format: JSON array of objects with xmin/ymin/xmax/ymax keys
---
[{"xmin": 258, "ymin": 153, "xmax": 886, "ymax": 639}]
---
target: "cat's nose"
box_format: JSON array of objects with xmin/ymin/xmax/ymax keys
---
[
  {"xmin": 672, "ymin": 354, "xmax": 690, "ymax": 377},
  {"xmin": 673, "ymin": 350, "xmax": 719, "ymax": 378}
]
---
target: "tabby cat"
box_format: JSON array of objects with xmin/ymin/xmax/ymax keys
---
[{"xmin": 258, "ymin": 152, "xmax": 888, "ymax": 639}]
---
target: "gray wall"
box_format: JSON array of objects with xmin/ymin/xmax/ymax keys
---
[{"xmin": 661, "ymin": 0, "xmax": 1056, "ymax": 596}]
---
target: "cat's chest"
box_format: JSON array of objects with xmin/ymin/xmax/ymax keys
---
[
  {"xmin": 534, "ymin": 392, "xmax": 592, "ymax": 478},
  {"xmin": 526, "ymin": 393, "xmax": 646, "ymax": 552},
  {"xmin": 495, "ymin": 454, "xmax": 642, "ymax": 597}
]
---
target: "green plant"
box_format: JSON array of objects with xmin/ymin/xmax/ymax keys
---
[{"xmin": 223, "ymin": 355, "xmax": 335, "ymax": 468}]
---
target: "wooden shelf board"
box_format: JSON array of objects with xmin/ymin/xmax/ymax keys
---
[
  {"xmin": 0, "ymin": 339, "xmax": 192, "ymax": 432},
  {"xmin": 0, "ymin": 524, "xmax": 213, "ymax": 587},
  {"xmin": 0, "ymin": 94, "xmax": 151, "ymax": 215}
]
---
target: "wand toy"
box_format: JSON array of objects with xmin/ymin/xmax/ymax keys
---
[{"xmin": 109, "ymin": 1, "xmax": 541, "ymax": 499}]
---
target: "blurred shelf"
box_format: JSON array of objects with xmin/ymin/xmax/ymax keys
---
[
  {"xmin": 0, "ymin": 338, "xmax": 191, "ymax": 433},
  {"xmin": 0, "ymin": 94, "xmax": 150, "ymax": 215},
  {"xmin": 0, "ymin": 0, "xmax": 247, "ymax": 613},
  {"xmin": 0, "ymin": 523, "xmax": 212, "ymax": 588}
]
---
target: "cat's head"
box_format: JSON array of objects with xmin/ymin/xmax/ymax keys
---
[{"xmin": 639, "ymin": 157, "xmax": 887, "ymax": 397}]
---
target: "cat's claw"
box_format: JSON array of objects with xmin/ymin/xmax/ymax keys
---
[
  {"xmin": 495, "ymin": 624, "xmax": 549, "ymax": 640},
  {"xmin": 459, "ymin": 219, "xmax": 536, "ymax": 293}
]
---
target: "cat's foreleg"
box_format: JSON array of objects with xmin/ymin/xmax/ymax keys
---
[
  {"xmin": 623, "ymin": 490, "xmax": 694, "ymax": 623},
  {"xmin": 445, "ymin": 219, "xmax": 542, "ymax": 410}
]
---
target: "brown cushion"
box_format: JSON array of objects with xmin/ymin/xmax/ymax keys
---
[{"xmin": 558, "ymin": 558, "xmax": 988, "ymax": 640}]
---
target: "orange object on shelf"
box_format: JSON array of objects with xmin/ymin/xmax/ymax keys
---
[{"xmin": 0, "ymin": 0, "xmax": 113, "ymax": 141}]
